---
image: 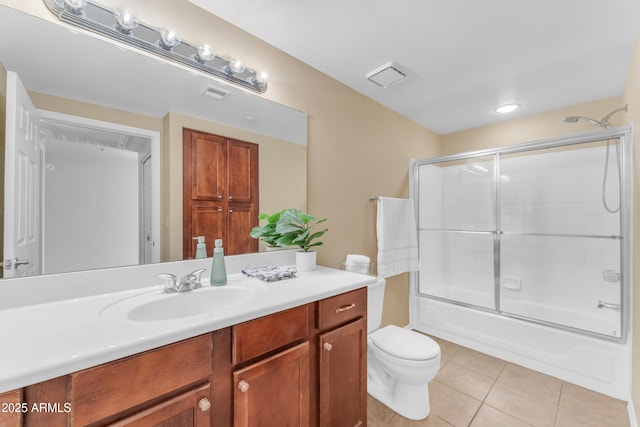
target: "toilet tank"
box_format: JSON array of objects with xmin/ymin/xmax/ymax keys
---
[{"xmin": 367, "ymin": 278, "xmax": 386, "ymax": 333}]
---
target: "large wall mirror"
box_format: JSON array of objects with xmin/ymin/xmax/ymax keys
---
[{"xmin": 0, "ymin": 4, "xmax": 307, "ymax": 279}]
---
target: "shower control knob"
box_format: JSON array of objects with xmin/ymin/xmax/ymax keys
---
[
  {"xmin": 238, "ymin": 380, "xmax": 250, "ymax": 392},
  {"xmin": 323, "ymin": 342, "xmax": 333, "ymax": 351}
]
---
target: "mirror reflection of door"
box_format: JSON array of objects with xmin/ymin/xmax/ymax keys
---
[
  {"xmin": 142, "ymin": 153, "xmax": 153, "ymax": 264},
  {"xmin": 183, "ymin": 129, "xmax": 258, "ymax": 258},
  {"xmin": 3, "ymin": 71, "xmax": 42, "ymax": 278},
  {"xmin": 3, "ymin": 70, "xmax": 161, "ymax": 277}
]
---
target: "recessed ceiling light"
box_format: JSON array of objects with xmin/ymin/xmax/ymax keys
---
[{"xmin": 494, "ymin": 103, "xmax": 520, "ymax": 114}]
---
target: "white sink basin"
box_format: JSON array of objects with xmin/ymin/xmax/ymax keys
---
[{"xmin": 101, "ymin": 281, "xmax": 265, "ymax": 322}]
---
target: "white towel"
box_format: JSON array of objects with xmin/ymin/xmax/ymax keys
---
[{"xmin": 376, "ymin": 197, "xmax": 419, "ymax": 278}]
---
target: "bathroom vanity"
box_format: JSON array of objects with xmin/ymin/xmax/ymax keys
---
[{"xmin": 0, "ymin": 251, "xmax": 373, "ymax": 426}]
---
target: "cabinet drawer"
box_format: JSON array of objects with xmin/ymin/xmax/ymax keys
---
[
  {"xmin": 233, "ymin": 305, "xmax": 309, "ymax": 365},
  {"xmin": 108, "ymin": 383, "xmax": 211, "ymax": 427},
  {"xmin": 317, "ymin": 288, "xmax": 366, "ymax": 330},
  {"xmin": 70, "ymin": 334, "xmax": 211, "ymax": 426}
]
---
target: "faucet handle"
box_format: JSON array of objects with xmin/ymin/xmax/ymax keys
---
[
  {"xmin": 159, "ymin": 273, "xmax": 177, "ymax": 293},
  {"xmin": 189, "ymin": 269, "xmax": 206, "ymax": 289}
]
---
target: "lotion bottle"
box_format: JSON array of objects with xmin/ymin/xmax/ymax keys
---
[
  {"xmin": 210, "ymin": 239, "xmax": 227, "ymax": 286},
  {"xmin": 193, "ymin": 236, "xmax": 207, "ymax": 259}
]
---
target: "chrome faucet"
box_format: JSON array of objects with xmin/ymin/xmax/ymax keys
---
[{"xmin": 160, "ymin": 269, "xmax": 206, "ymax": 293}]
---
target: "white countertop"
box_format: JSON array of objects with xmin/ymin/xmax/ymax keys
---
[{"xmin": 0, "ymin": 260, "xmax": 375, "ymax": 393}]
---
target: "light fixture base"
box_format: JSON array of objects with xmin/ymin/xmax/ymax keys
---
[{"xmin": 44, "ymin": 0, "xmax": 267, "ymax": 93}]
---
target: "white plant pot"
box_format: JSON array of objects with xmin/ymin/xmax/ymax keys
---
[{"xmin": 296, "ymin": 250, "xmax": 317, "ymax": 271}]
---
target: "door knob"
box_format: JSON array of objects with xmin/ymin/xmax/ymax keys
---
[
  {"xmin": 238, "ymin": 380, "xmax": 250, "ymax": 392},
  {"xmin": 4, "ymin": 258, "xmax": 29, "ymax": 270},
  {"xmin": 323, "ymin": 342, "xmax": 333, "ymax": 351},
  {"xmin": 198, "ymin": 398, "xmax": 211, "ymax": 411}
]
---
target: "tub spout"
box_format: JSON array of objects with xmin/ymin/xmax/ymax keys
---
[{"xmin": 597, "ymin": 300, "xmax": 620, "ymax": 311}]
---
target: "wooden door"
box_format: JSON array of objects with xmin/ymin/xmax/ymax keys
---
[
  {"xmin": 227, "ymin": 139, "xmax": 258, "ymax": 203},
  {"xmin": 183, "ymin": 129, "xmax": 258, "ymax": 259},
  {"xmin": 0, "ymin": 390, "xmax": 22, "ymax": 427},
  {"xmin": 319, "ymin": 319, "xmax": 367, "ymax": 427},
  {"xmin": 183, "ymin": 129, "xmax": 225, "ymax": 258},
  {"xmin": 4, "ymin": 71, "xmax": 43, "ymax": 277},
  {"xmin": 228, "ymin": 204, "xmax": 257, "ymax": 255},
  {"xmin": 234, "ymin": 342, "xmax": 310, "ymax": 427}
]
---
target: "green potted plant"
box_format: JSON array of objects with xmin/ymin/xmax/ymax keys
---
[
  {"xmin": 275, "ymin": 208, "xmax": 328, "ymax": 271},
  {"xmin": 249, "ymin": 212, "xmax": 282, "ymax": 250}
]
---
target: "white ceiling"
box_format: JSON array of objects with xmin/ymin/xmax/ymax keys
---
[{"xmin": 189, "ymin": 0, "xmax": 640, "ymax": 134}]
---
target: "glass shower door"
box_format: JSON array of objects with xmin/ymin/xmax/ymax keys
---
[
  {"xmin": 499, "ymin": 140, "xmax": 623, "ymax": 337},
  {"xmin": 417, "ymin": 156, "xmax": 497, "ymax": 309}
]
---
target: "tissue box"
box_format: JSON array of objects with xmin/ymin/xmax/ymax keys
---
[{"xmin": 342, "ymin": 261, "xmax": 374, "ymax": 275}]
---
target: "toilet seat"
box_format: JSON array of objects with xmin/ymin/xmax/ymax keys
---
[{"xmin": 369, "ymin": 325, "xmax": 440, "ymax": 361}]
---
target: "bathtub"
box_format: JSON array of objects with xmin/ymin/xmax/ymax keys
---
[{"xmin": 411, "ymin": 294, "xmax": 631, "ymax": 400}]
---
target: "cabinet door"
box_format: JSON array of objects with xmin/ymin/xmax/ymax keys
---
[
  {"xmin": 187, "ymin": 131, "xmax": 226, "ymax": 201},
  {"xmin": 234, "ymin": 342, "xmax": 309, "ymax": 427},
  {"xmin": 227, "ymin": 139, "xmax": 258, "ymax": 203},
  {"xmin": 0, "ymin": 390, "xmax": 22, "ymax": 427},
  {"xmin": 108, "ymin": 383, "xmax": 211, "ymax": 427},
  {"xmin": 319, "ymin": 318, "xmax": 366, "ymax": 427},
  {"xmin": 228, "ymin": 204, "xmax": 258, "ymax": 255},
  {"xmin": 191, "ymin": 204, "xmax": 225, "ymax": 258}
]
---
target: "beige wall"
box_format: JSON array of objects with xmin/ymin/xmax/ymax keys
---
[{"xmin": 623, "ymin": 34, "xmax": 640, "ymax": 418}]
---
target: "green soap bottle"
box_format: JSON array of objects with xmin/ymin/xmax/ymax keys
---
[
  {"xmin": 210, "ymin": 239, "xmax": 227, "ymax": 286},
  {"xmin": 193, "ymin": 236, "xmax": 207, "ymax": 259}
]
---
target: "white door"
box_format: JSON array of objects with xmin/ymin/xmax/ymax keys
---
[
  {"xmin": 3, "ymin": 71, "xmax": 42, "ymax": 278},
  {"xmin": 142, "ymin": 153, "xmax": 153, "ymax": 264}
]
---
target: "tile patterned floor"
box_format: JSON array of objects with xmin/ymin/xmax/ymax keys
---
[{"xmin": 367, "ymin": 335, "xmax": 631, "ymax": 427}]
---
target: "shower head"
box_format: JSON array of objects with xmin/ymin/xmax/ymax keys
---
[
  {"xmin": 563, "ymin": 116, "xmax": 606, "ymax": 127},
  {"xmin": 563, "ymin": 105, "xmax": 627, "ymax": 128}
]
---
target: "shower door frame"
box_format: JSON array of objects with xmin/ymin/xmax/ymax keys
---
[{"xmin": 410, "ymin": 126, "xmax": 632, "ymax": 343}]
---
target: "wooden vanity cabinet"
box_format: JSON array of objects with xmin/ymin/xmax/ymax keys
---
[
  {"xmin": 316, "ymin": 288, "xmax": 367, "ymax": 427},
  {"xmin": 13, "ymin": 287, "xmax": 367, "ymax": 427},
  {"xmin": 23, "ymin": 334, "xmax": 214, "ymax": 427},
  {"xmin": 231, "ymin": 305, "xmax": 312, "ymax": 427},
  {"xmin": 219, "ymin": 287, "xmax": 368, "ymax": 427},
  {"xmin": 0, "ymin": 389, "xmax": 22, "ymax": 427}
]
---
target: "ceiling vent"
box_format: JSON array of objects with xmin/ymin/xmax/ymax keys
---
[
  {"xmin": 203, "ymin": 85, "xmax": 231, "ymax": 100},
  {"xmin": 366, "ymin": 62, "xmax": 407, "ymax": 88}
]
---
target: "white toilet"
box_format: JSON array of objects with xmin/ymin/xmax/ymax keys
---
[{"xmin": 367, "ymin": 278, "xmax": 441, "ymax": 420}]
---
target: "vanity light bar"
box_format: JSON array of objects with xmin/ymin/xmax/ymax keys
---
[{"xmin": 44, "ymin": 0, "xmax": 268, "ymax": 94}]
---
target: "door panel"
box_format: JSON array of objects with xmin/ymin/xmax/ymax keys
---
[
  {"xmin": 4, "ymin": 71, "xmax": 42, "ymax": 278},
  {"xmin": 227, "ymin": 140, "xmax": 258, "ymax": 203},
  {"xmin": 233, "ymin": 342, "xmax": 309, "ymax": 427}
]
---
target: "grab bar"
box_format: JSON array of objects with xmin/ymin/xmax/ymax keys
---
[{"xmin": 597, "ymin": 300, "xmax": 620, "ymax": 311}]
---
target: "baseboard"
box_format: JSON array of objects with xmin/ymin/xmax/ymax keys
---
[{"xmin": 630, "ymin": 400, "xmax": 638, "ymax": 427}]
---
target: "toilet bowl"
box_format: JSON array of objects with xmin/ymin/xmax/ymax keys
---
[{"xmin": 367, "ymin": 279, "xmax": 441, "ymax": 420}]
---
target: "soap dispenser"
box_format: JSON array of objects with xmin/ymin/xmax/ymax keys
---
[
  {"xmin": 210, "ymin": 239, "xmax": 227, "ymax": 286},
  {"xmin": 193, "ymin": 236, "xmax": 207, "ymax": 259}
]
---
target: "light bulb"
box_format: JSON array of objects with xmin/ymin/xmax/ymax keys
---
[
  {"xmin": 114, "ymin": 9, "xmax": 138, "ymax": 34},
  {"xmin": 252, "ymin": 69, "xmax": 269, "ymax": 86},
  {"xmin": 494, "ymin": 103, "xmax": 520, "ymax": 114},
  {"xmin": 63, "ymin": 0, "xmax": 87, "ymax": 14},
  {"xmin": 160, "ymin": 28, "xmax": 181, "ymax": 50},
  {"xmin": 196, "ymin": 44, "xmax": 215, "ymax": 63},
  {"xmin": 227, "ymin": 57, "xmax": 246, "ymax": 74}
]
